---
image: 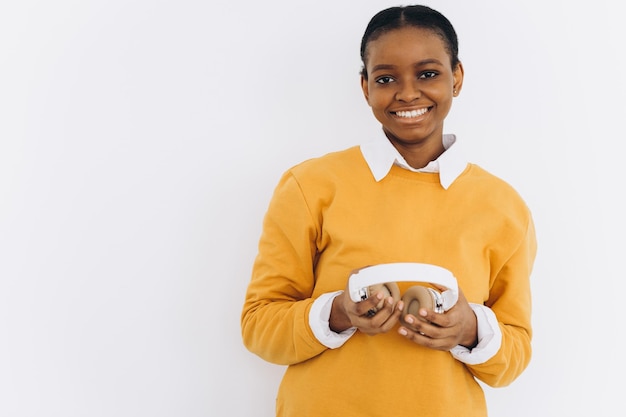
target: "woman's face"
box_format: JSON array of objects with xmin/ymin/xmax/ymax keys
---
[{"xmin": 361, "ymin": 26, "xmax": 463, "ymax": 148}]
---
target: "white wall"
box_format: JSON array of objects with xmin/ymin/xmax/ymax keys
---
[{"xmin": 1, "ymin": 1, "xmax": 623, "ymax": 416}]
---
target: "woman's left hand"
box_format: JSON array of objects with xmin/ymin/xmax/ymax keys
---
[{"xmin": 397, "ymin": 286, "xmax": 478, "ymax": 351}]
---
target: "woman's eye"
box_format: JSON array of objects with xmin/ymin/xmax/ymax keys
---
[
  {"xmin": 419, "ymin": 71, "xmax": 438, "ymax": 79},
  {"xmin": 375, "ymin": 76, "xmax": 395, "ymax": 84}
]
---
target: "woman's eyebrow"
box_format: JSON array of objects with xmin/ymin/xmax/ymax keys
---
[
  {"xmin": 414, "ymin": 58, "xmax": 444, "ymax": 66},
  {"xmin": 371, "ymin": 64, "xmax": 397, "ymax": 73}
]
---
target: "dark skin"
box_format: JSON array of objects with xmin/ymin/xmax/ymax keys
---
[
  {"xmin": 330, "ymin": 26, "xmax": 478, "ymax": 350},
  {"xmin": 330, "ymin": 286, "xmax": 477, "ymax": 350}
]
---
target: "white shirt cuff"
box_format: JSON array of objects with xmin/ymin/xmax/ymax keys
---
[
  {"xmin": 449, "ymin": 303, "xmax": 502, "ymax": 365},
  {"xmin": 309, "ymin": 291, "xmax": 357, "ymax": 349}
]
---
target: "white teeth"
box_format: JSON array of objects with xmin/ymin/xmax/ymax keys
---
[{"xmin": 396, "ymin": 108, "xmax": 428, "ymax": 118}]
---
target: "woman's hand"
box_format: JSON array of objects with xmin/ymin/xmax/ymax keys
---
[
  {"xmin": 329, "ymin": 284, "xmax": 403, "ymax": 336},
  {"xmin": 398, "ymin": 286, "xmax": 478, "ymax": 350}
]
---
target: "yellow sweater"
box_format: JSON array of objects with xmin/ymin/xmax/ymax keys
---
[{"xmin": 241, "ymin": 146, "xmax": 536, "ymax": 417}]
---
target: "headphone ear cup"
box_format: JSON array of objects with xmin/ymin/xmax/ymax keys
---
[
  {"xmin": 367, "ymin": 282, "xmax": 400, "ymax": 312},
  {"xmin": 401, "ymin": 286, "xmax": 436, "ymax": 328}
]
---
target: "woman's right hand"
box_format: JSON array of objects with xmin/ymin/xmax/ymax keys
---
[{"xmin": 329, "ymin": 284, "xmax": 403, "ymax": 335}]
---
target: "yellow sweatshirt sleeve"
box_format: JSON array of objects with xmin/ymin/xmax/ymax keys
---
[
  {"xmin": 466, "ymin": 216, "xmax": 537, "ymax": 387},
  {"xmin": 241, "ymin": 171, "xmax": 328, "ymax": 365}
]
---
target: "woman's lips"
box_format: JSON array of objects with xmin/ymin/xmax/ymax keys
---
[
  {"xmin": 392, "ymin": 107, "xmax": 431, "ymax": 119},
  {"xmin": 392, "ymin": 107, "xmax": 430, "ymax": 119}
]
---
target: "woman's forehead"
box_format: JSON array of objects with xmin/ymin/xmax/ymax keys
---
[{"xmin": 365, "ymin": 27, "xmax": 450, "ymax": 66}]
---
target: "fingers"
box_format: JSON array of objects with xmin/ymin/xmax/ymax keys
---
[
  {"xmin": 375, "ymin": 298, "xmax": 403, "ymax": 333},
  {"xmin": 343, "ymin": 284, "xmax": 478, "ymax": 350},
  {"xmin": 398, "ymin": 298, "xmax": 475, "ymax": 350},
  {"xmin": 399, "ymin": 309, "xmax": 437, "ymax": 337},
  {"xmin": 397, "ymin": 312, "xmax": 453, "ymax": 350},
  {"xmin": 353, "ymin": 292, "xmax": 403, "ymax": 335},
  {"xmin": 355, "ymin": 291, "xmax": 386, "ymax": 317}
]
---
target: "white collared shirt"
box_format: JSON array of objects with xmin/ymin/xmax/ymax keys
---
[
  {"xmin": 359, "ymin": 131, "xmax": 466, "ymax": 188},
  {"xmin": 308, "ymin": 131, "xmax": 502, "ymax": 365}
]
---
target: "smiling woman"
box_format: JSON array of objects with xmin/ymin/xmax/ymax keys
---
[
  {"xmin": 241, "ymin": 4, "xmax": 537, "ymax": 417},
  {"xmin": 3, "ymin": 0, "xmax": 625, "ymax": 416},
  {"xmin": 360, "ymin": 26, "xmax": 463, "ymax": 168}
]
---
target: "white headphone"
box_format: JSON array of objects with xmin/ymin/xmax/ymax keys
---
[{"xmin": 348, "ymin": 263, "xmax": 459, "ymax": 315}]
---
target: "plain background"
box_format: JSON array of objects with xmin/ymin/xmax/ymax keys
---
[{"xmin": 1, "ymin": 0, "xmax": 624, "ymax": 416}]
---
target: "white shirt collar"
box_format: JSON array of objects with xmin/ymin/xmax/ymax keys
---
[{"xmin": 359, "ymin": 129, "xmax": 468, "ymax": 189}]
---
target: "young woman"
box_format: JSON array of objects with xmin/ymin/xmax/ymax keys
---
[{"xmin": 241, "ymin": 5, "xmax": 536, "ymax": 417}]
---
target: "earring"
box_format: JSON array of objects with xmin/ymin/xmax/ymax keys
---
[{"xmin": 453, "ymin": 89, "xmax": 458, "ymax": 95}]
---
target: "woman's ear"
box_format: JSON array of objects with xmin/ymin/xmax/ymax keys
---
[
  {"xmin": 361, "ymin": 74, "xmax": 370, "ymax": 103},
  {"xmin": 452, "ymin": 62, "xmax": 464, "ymax": 96}
]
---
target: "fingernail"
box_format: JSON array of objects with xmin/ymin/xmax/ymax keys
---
[
  {"xmin": 405, "ymin": 316, "xmax": 414, "ymax": 324},
  {"xmin": 399, "ymin": 328, "xmax": 407, "ymax": 336},
  {"xmin": 419, "ymin": 309, "xmax": 427, "ymax": 317}
]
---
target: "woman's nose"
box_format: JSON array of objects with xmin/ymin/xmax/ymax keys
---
[{"xmin": 395, "ymin": 81, "xmax": 421, "ymax": 102}]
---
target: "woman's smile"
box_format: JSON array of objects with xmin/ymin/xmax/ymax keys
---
[{"xmin": 392, "ymin": 106, "xmax": 432, "ymax": 120}]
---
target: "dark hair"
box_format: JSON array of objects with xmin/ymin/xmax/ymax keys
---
[{"xmin": 360, "ymin": 5, "xmax": 460, "ymax": 79}]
